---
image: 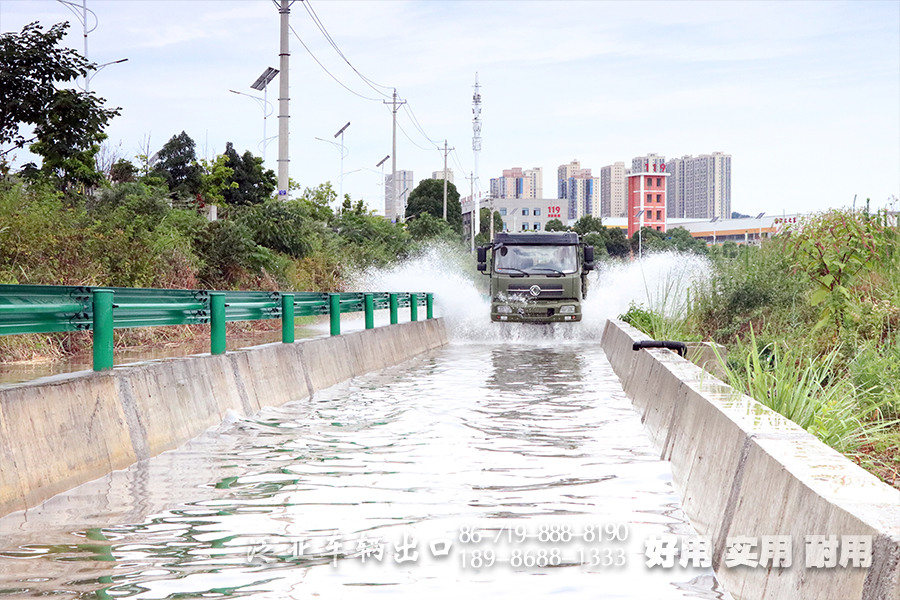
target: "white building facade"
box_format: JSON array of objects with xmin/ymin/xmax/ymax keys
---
[
  {"xmin": 665, "ymin": 152, "xmax": 731, "ymax": 219},
  {"xmin": 384, "ymin": 170, "xmax": 415, "ymax": 222},
  {"xmin": 600, "ymin": 161, "xmax": 629, "ymax": 218}
]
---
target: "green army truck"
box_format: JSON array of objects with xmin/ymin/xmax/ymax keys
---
[{"xmin": 477, "ymin": 232, "xmax": 595, "ymax": 323}]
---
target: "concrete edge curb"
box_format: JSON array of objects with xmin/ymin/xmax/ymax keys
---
[
  {"xmin": 600, "ymin": 318, "xmax": 900, "ymax": 600},
  {"xmin": 0, "ymin": 318, "xmax": 448, "ymax": 519}
]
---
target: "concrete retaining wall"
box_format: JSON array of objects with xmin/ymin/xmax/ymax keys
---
[
  {"xmin": 601, "ymin": 319, "xmax": 900, "ymax": 600},
  {"xmin": 0, "ymin": 319, "xmax": 448, "ymax": 519}
]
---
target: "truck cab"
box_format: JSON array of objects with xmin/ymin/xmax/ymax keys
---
[{"xmin": 477, "ymin": 232, "xmax": 594, "ymax": 323}]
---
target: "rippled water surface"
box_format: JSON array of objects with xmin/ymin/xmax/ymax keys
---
[{"xmin": 0, "ymin": 342, "xmax": 731, "ymax": 599}]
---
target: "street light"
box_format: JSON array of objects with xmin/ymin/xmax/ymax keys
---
[
  {"xmin": 710, "ymin": 216, "xmax": 720, "ymax": 245},
  {"xmin": 334, "ymin": 122, "xmax": 351, "ymax": 203},
  {"xmin": 376, "ymin": 155, "xmax": 389, "ymax": 215},
  {"xmin": 635, "ymin": 209, "xmax": 645, "ymax": 259},
  {"xmin": 230, "ymin": 90, "xmax": 275, "ymax": 160},
  {"xmin": 755, "ymin": 212, "xmax": 765, "ymax": 245},
  {"xmin": 230, "ymin": 67, "xmax": 278, "ymax": 163}
]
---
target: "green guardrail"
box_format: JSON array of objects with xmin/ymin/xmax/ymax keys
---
[{"xmin": 0, "ymin": 285, "xmax": 433, "ymax": 372}]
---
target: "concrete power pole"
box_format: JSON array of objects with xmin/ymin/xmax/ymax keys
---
[
  {"xmin": 467, "ymin": 171, "xmax": 475, "ymax": 247},
  {"xmin": 384, "ymin": 89, "xmax": 407, "ymax": 221},
  {"xmin": 441, "ymin": 140, "xmax": 454, "ymax": 221},
  {"xmin": 277, "ymin": 0, "xmax": 291, "ymax": 198},
  {"xmin": 472, "ymin": 73, "xmax": 482, "ymax": 251}
]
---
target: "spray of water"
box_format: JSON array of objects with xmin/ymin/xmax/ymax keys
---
[{"xmin": 353, "ymin": 244, "xmax": 710, "ymax": 345}]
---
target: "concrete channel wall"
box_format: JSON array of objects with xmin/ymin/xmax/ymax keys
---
[
  {"xmin": 0, "ymin": 319, "xmax": 448, "ymax": 519},
  {"xmin": 601, "ymin": 319, "xmax": 900, "ymax": 600}
]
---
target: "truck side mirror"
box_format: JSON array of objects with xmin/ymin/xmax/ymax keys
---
[
  {"xmin": 583, "ymin": 246, "xmax": 595, "ymax": 271},
  {"xmin": 477, "ymin": 246, "xmax": 487, "ymax": 272}
]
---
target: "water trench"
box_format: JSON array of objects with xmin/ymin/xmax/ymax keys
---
[{"xmin": 0, "ymin": 250, "xmax": 731, "ymax": 598}]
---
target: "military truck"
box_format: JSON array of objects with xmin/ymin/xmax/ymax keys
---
[{"xmin": 477, "ymin": 232, "xmax": 595, "ymax": 323}]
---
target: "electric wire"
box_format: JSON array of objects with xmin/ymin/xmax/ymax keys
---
[
  {"xmin": 289, "ymin": 24, "xmax": 383, "ymax": 102},
  {"xmin": 302, "ymin": 0, "xmax": 393, "ymax": 97}
]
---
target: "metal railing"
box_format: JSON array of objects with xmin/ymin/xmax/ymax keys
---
[{"xmin": 0, "ymin": 285, "xmax": 434, "ymax": 371}]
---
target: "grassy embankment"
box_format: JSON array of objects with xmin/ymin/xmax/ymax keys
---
[
  {"xmin": 620, "ymin": 208, "xmax": 900, "ymax": 489},
  {"xmin": 0, "ymin": 180, "xmax": 432, "ymax": 363}
]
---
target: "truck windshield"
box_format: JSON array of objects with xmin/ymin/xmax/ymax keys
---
[{"xmin": 494, "ymin": 245, "xmax": 577, "ymax": 275}]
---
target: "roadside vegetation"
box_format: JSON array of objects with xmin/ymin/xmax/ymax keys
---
[
  {"xmin": 0, "ymin": 21, "xmax": 477, "ymax": 363},
  {"xmin": 620, "ymin": 207, "xmax": 900, "ymax": 489}
]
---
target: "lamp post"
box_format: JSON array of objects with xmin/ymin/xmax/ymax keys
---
[
  {"xmin": 710, "ymin": 216, "xmax": 719, "ymax": 245},
  {"xmin": 334, "ymin": 122, "xmax": 351, "ymax": 203},
  {"xmin": 755, "ymin": 212, "xmax": 766, "ymax": 245},
  {"xmin": 376, "ymin": 155, "xmax": 389, "ymax": 216},
  {"xmin": 229, "ymin": 88, "xmax": 276, "ymax": 161},
  {"xmin": 635, "ymin": 209, "xmax": 645, "ymax": 260}
]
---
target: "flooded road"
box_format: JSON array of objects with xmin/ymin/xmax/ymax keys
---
[{"xmin": 0, "ymin": 341, "xmax": 730, "ymax": 599}]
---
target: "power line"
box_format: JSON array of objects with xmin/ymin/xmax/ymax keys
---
[
  {"xmin": 301, "ymin": 0, "xmax": 393, "ymax": 98},
  {"xmin": 402, "ymin": 103, "xmax": 441, "ymax": 147},
  {"xmin": 288, "ymin": 24, "xmax": 382, "ymax": 102}
]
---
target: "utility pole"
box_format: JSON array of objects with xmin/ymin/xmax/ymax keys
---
[
  {"xmin": 441, "ymin": 140, "xmax": 454, "ymax": 221},
  {"xmin": 472, "ymin": 73, "xmax": 482, "ymax": 250},
  {"xmin": 277, "ymin": 0, "xmax": 291, "ymax": 199},
  {"xmin": 467, "ymin": 171, "xmax": 476, "ymax": 248},
  {"xmin": 384, "ymin": 89, "xmax": 407, "ymax": 221}
]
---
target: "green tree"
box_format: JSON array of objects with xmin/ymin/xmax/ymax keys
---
[
  {"xmin": 404, "ymin": 179, "xmax": 462, "ymax": 234},
  {"xmin": 605, "ymin": 227, "xmax": 630, "ymax": 258},
  {"xmin": 2, "ymin": 22, "xmax": 120, "ymax": 190},
  {"xmin": 572, "ymin": 215, "xmax": 603, "ymax": 235},
  {"xmin": 151, "ymin": 132, "xmax": 202, "ymax": 197},
  {"xmin": 474, "ymin": 207, "xmax": 503, "ymax": 244},
  {"xmin": 544, "ymin": 218, "xmax": 567, "ymax": 232},
  {"xmin": 408, "ymin": 211, "xmax": 455, "ymax": 242},
  {"xmin": 221, "ymin": 142, "xmax": 276, "ymax": 206},
  {"xmin": 109, "ymin": 158, "xmax": 137, "ymax": 184}
]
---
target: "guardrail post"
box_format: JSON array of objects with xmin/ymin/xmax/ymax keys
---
[
  {"xmin": 329, "ymin": 293, "xmax": 341, "ymax": 336},
  {"xmin": 364, "ymin": 293, "xmax": 374, "ymax": 329},
  {"xmin": 281, "ymin": 293, "xmax": 294, "ymax": 343},
  {"xmin": 92, "ymin": 289, "xmax": 114, "ymax": 371},
  {"xmin": 410, "ymin": 293, "xmax": 418, "ymax": 322},
  {"xmin": 210, "ymin": 292, "xmax": 226, "ymax": 355},
  {"xmin": 426, "ymin": 293, "xmax": 434, "ymax": 319},
  {"xmin": 389, "ymin": 293, "xmax": 398, "ymax": 325}
]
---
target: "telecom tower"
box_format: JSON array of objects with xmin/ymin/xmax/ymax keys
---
[{"xmin": 472, "ymin": 73, "xmax": 482, "ymax": 250}]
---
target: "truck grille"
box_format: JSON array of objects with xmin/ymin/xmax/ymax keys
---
[{"xmin": 507, "ymin": 284, "xmax": 565, "ymax": 299}]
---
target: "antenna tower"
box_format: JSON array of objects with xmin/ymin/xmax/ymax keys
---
[{"xmin": 471, "ymin": 73, "xmax": 482, "ymax": 251}]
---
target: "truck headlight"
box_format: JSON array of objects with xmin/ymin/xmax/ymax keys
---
[
  {"xmin": 496, "ymin": 305, "xmax": 513, "ymax": 314},
  {"xmin": 559, "ymin": 305, "xmax": 576, "ymax": 314}
]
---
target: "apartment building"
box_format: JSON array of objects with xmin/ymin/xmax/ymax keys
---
[
  {"xmin": 665, "ymin": 152, "xmax": 731, "ymax": 219},
  {"xmin": 384, "ymin": 170, "xmax": 415, "ymax": 222},
  {"xmin": 600, "ymin": 161, "xmax": 629, "ymax": 218}
]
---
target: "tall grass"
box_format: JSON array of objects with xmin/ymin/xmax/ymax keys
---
[{"xmin": 717, "ymin": 328, "xmax": 897, "ymax": 454}]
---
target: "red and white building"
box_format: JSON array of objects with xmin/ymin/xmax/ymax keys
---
[{"xmin": 627, "ymin": 164, "xmax": 669, "ymax": 237}]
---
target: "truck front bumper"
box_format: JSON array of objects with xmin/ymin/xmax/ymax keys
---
[{"xmin": 491, "ymin": 302, "xmax": 582, "ymax": 323}]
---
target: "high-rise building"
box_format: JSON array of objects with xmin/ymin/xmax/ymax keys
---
[
  {"xmin": 567, "ymin": 170, "xmax": 599, "ymax": 220},
  {"xmin": 431, "ymin": 169, "xmax": 454, "ymax": 183},
  {"xmin": 665, "ymin": 152, "xmax": 731, "ymax": 219},
  {"xmin": 632, "ymin": 153, "xmax": 666, "ymax": 175},
  {"xmin": 490, "ymin": 167, "xmax": 543, "ymax": 199},
  {"xmin": 557, "ymin": 160, "xmax": 580, "ymax": 201},
  {"xmin": 385, "ymin": 170, "xmax": 415, "ymax": 222},
  {"xmin": 600, "ymin": 162, "xmax": 628, "ymax": 218},
  {"xmin": 557, "ymin": 160, "xmax": 598, "ymax": 220}
]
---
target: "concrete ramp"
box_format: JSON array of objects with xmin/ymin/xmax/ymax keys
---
[
  {"xmin": 602, "ymin": 318, "xmax": 900, "ymax": 600},
  {"xmin": 0, "ymin": 319, "xmax": 448, "ymax": 518}
]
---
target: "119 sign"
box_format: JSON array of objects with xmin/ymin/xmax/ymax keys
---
[{"xmin": 547, "ymin": 206, "xmax": 562, "ymax": 219}]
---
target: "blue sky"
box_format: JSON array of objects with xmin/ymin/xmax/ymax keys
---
[{"xmin": 2, "ymin": 0, "xmax": 898, "ymax": 216}]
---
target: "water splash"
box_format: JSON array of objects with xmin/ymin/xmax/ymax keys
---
[{"xmin": 353, "ymin": 244, "xmax": 710, "ymax": 344}]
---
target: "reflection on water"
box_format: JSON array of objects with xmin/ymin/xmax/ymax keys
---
[{"xmin": 0, "ymin": 343, "xmax": 731, "ymax": 599}]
